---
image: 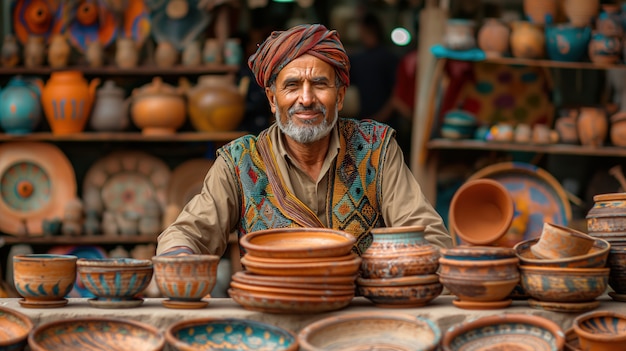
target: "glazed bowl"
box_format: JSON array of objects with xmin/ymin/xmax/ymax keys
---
[
  {"xmin": 166, "ymin": 318, "xmax": 298, "ymax": 351},
  {"xmin": 441, "ymin": 314, "xmax": 565, "ymax": 351},
  {"xmin": 573, "ymin": 311, "xmax": 626, "ymax": 351},
  {"xmin": 514, "ymin": 237, "xmax": 610, "ymax": 268},
  {"xmin": 239, "ymin": 228, "xmax": 355, "ymax": 258},
  {"xmin": 152, "ymin": 254, "xmax": 220, "ymax": 309},
  {"xmin": 0, "ymin": 306, "xmax": 34, "ymax": 351},
  {"xmin": 13, "ymin": 254, "xmax": 77, "ymax": 308},
  {"xmin": 28, "ymin": 318, "xmax": 165, "ymax": 351},
  {"xmin": 531, "ymin": 223, "xmax": 595, "ymax": 259},
  {"xmin": 76, "ymin": 258, "xmax": 153, "ymax": 308},
  {"xmin": 298, "ymin": 312, "xmax": 441, "ymax": 351},
  {"xmin": 519, "ymin": 266, "xmax": 609, "ymax": 302}
]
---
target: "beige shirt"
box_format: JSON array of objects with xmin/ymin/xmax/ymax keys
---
[{"xmin": 156, "ymin": 123, "xmax": 451, "ymax": 256}]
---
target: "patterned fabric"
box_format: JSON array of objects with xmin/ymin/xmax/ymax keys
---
[
  {"xmin": 217, "ymin": 118, "xmax": 394, "ymax": 255},
  {"xmin": 248, "ymin": 23, "xmax": 350, "ymax": 88}
]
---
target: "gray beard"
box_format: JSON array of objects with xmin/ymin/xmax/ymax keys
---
[{"xmin": 275, "ymin": 98, "xmax": 339, "ymax": 144}]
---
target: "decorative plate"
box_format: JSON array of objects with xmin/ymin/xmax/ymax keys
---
[
  {"xmin": 62, "ymin": 0, "xmax": 118, "ymax": 53},
  {"xmin": 167, "ymin": 158, "xmax": 213, "ymax": 209},
  {"xmin": 452, "ymin": 162, "xmax": 571, "ymax": 247},
  {"xmin": 82, "ymin": 151, "xmax": 170, "ymax": 215},
  {"xmin": 12, "ymin": 0, "xmax": 62, "ymax": 44},
  {"xmin": 0, "ymin": 142, "xmax": 76, "ymax": 236},
  {"xmin": 123, "ymin": 0, "xmax": 151, "ymax": 49},
  {"xmin": 149, "ymin": 0, "xmax": 210, "ymax": 51}
]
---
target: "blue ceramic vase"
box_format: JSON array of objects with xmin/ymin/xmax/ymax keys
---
[{"xmin": 0, "ymin": 76, "xmax": 43, "ymax": 134}]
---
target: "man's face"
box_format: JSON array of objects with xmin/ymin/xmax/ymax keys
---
[{"xmin": 265, "ymin": 54, "xmax": 346, "ymax": 144}]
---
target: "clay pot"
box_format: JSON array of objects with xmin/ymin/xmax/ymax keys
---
[
  {"xmin": 37, "ymin": 71, "xmax": 100, "ymax": 135},
  {"xmin": 360, "ymin": 226, "xmax": 440, "ymax": 279},
  {"xmin": 519, "ymin": 266, "xmax": 609, "ymax": 302},
  {"xmin": 577, "ymin": 107, "xmax": 607, "ymax": 147},
  {"xmin": 202, "ymin": 38, "xmax": 222, "ymax": 64},
  {"xmin": 524, "ymin": 0, "xmax": 558, "ymax": 25},
  {"xmin": 47, "ymin": 34, "xmax": 70, "ymax": 68},
  {"xmin": 510, "ymin": 21, "xmax": 545, "ymax": 59},
  {"xmin": 129, "ymin": 77, "xmax": 186, "ymax": 135},
  {"xmin": 0, "ymin": 76, "xmax": 43, "ymax": 134},
  {"xmin": 611, "ymin": 112, "xmax": 626, "ymax": 147},
  {"xmin": 181, "ymin": 75, "xmax": 245, "ymax": 132},
  {"xmin": 449, "ymin": 179, "xmax": 514, "ymax": 245},
  {"xmin": 545, "ymin": 24, "xmax": 591, "ymax": 62},
  {"xmin": 155, "ymin": 41, "xmax": 178, "ymax": 68},
  {"xmin": 443, "ymin": 19, "xmax": 476, "ymax": 51},
  {"xmin": 477, "ymin": 19, "xmax": 510, "ymax": 57},
  {"xmin": 181, "ymin": 41, "xmax": 202, "ymax": 66},
  {"xmin": 115, "ymin": 38, "xmax": 139, "ymax": 68},
  {"xmin": 588, "ymin": 32, "xmax": 621, "ymax": 64},
  {"xmin": 563, "ymin": 0, "xmax": 599, "ymax": 27},
  {"xmin": 90, "ymin": 80, "xmax": 129, "ymax": 131},
  {"xmin": 574, "ymin": 311, "xmax": 626, "ymax": 351},
  {"xmin": 24, "ymin": 36, "xmax": 45, "ymax": 68},
  {"xmin": 86, "ymin": 40, "xmax": 104, "ymax": 68},
  {"xmin": 530, "ymin": 222, "xmax": 595, "ymax": 259},
  {"xmin": 586, "ymin": 193, "xmax": 626, "ymax": 236},
  {"xmin": 13, "ymin": 254, "xmax": 77, "ymax": 308},
  {"xmin": 1, "ymin": 35, "xmax": 20, "ymax": 67}
]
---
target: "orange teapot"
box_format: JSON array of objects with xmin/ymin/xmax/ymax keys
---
[{"xmin": 128, "ymin": 77, "xmax": 187, "ymax": 135}]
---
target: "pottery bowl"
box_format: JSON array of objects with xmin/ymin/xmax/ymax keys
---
[
  {"xmin": 230, "ymin": 280, "xmax": 355, "ymax": 297},
  {"xmin": 28, "ymin": 318, "xmax": 165, "ymax": 351},
  {"xmin": 152, "ymin": 254, "xmax": 220, "ymax": 301},
  {"xmin": 239, "ymin": 227, "xmax": 356, "ymax": 259},
  {"xmin": 0, "ymin": 306, "xmax": 34, "ymax": 351},
  {"xmin": 531, "ymin": 223, "xmax": 595, "ymax": 259},
  {"xmin": 438, "ymin": 275, "xmax": 519, "ymax": 302},
  {"xmin": 519, "ymin": 266, "xmax": 609, "ymax": 302},
  {"xmin": 232, "ymin": 271, "xmax": 357, "ymax": 290},
  {"xmin": 573, "ymin": 311, "xmax": 626, "ymax": 351},
  {"xmin": 228, "ymin": 288, "xmax": 353, "ymax": 314},
  {"xmin": 441, "ymin": 246, "xmax": 515, "ymax": 261},
  {"xmin": 514, "ymin": 237, "xmax": 610, "ymax": 268},
  {"xmin": 360, "ymin": 250, "xmax": 440, "ymax": 278},
  {"xmin": 76, "ymin": 258, "xmax": 153, "ymax": 306},
  {"xmin": 298, "ymin": 312, "xmax": 441, "ymax": 351},
  {"xmin": 449, "ymin": 178, "xmax": 514, "ymax": 245},
  {"xmin": 441, "ymin": 314, "xmax": 565, "ymax": 351},
  {"xmin": 438, "ymin": 257, "xmax": 520, "ymax": 280},
  {"xmin": 356, "ymin": 274, "xmax": 442, "ymax": 307},
  {"xmin": 239, "ymin": 254, "xmax": 361, "ymax": 277},
  {"xmin": 13, "ymin": 254, "xmax": 77, "ymax": 305},
  {"xmin": 166, "ymin": 318, "xmax": 299, "ymax": 351}
]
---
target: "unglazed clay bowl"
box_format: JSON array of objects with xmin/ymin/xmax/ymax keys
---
[
  {"xmin": 166, "ymin": 318, "xmax": 298, "ymax": 351},
  {"xmin": 76, "ymin": 258, "xmax": 153, "ymax": 309},
  {"xmin": 519, "ymin": 266, "xmax": 609, "ymax": 302},
  {"xmin": 514, "ymin": 237, "xmax": 610, "ymax": 268},
  {"xmin": 230, "ymin": 280, "xmax": 355, "ymax": 297},
  {"xmin": 0, "ymin": 306, "xmax": 34, "ymax": 351},
  {"xmin": 438, "ymin": 275, "xmax": 519, "ymax": 302},
  {"xmin": 231, "ymin": 271, "xmax": 356, "ymax": 290},
  {"xmin": 438, "ymin": 257, "xmax": 520, "ymax": 281},
  {"xmin": 228, "ymin": 288, "xmax": 353, "ymax": 314},
  {"xmin": 441, "ymin": 314, "xmax": 565, "ymax": 351},
  {"xmin": 239, "ymin": 228, "xmax": 356, "ymax": 258},
  {"xmin": 239, "ymin": 254, "xmax": 361, "ymax": 277},
  {"xmin": 573, "ymin": 311, "xmax": 626, "ymax": 351},
  {"xmin": 28, "ymin": 318, "xmax": 165, "ymax": 351},
  {"xmin": 357, "ymin": 278, "xmax": 442, "ymax": 308},
  {"xmin": 531, "ymin": 222, "xmax": 595, "ymax": 259},
  {"xmin": 298, "ymin": 312, "xmax": 441, "ymax": 351},
  {"xmin": 13, "ymin": 254, "xmax": 77, "ymax": 308}
]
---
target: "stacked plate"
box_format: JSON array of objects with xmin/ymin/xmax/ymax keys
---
[{"xmin": 229, "ymin": 228, "xmax": 361, "ymax": 314}]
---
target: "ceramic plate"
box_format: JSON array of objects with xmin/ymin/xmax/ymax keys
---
[
  {"xmin": 452, "ymin": 162, "xmax": 571, "ymax": 247},
  {"xmin": 167, "ymin": 158, "xmax": 213, "ymax": 209}
]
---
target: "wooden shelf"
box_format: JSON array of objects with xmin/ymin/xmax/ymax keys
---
[
  {"xmin": 0, "ymin": 235, "xmax": 157, "ymax": 246},
  {"xmin": 0, "ymin": 131, "xmax": 248, "ymax": 142},
  {"xmin": 427, "ymin": 139, "xmax": 626, "ymax": 157},
  {"xmin": 0, "ymin": 64, "xmax": 240, "ymax": 76},
  {"xmin": 481, "ymin": 56, "xmax": 626, "ymax": 70}
]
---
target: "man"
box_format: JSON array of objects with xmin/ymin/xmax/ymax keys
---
[{"xmin": 156, "ymin": 24, "xmax": 451, "ymax": 257}]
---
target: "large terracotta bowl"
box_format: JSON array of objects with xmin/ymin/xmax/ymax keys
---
[
  {"xmin": 0, "ymin": 305, "xmax": 34, "ymax": 351},
  {"xmin": 514, "ymin": 237, "xmax": 610, "ymax": 268},
  {"xmin": 239, "ymin": 254, "xmax": 361, "ymax": 277},
  {"xmin": 239, "ymin": 228, "xmax": 355, "ymax": 258},
  {"xmin": 28, "ymin": 318, "xmax": 165, "ymax": 351},
  {"xmin": 166, "ymin": 318, "xmax": 298, "ymax": 351},
  {"xmin": 13, "ymin": 254, "xmax": 77, "ymax": 308},
  {"xmin": 519, "ymin": 266, "xmax": 609, "ymax": 302},
  {"xmin": 298, "ymin": 312, "xmax": 441, "ymax": 351},
  {"xmin": 573, "ymin": 311, "xmax": 626, "ymax": 351}
]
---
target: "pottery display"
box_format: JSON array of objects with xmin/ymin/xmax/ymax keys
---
[
  {"xmin": 577, "ymin": 107, "xmax": 607, "ymax": 147},
  {"xmin": 129, "ymin": 77, "xmax": 186, "ymax": 135},
  {"xmin": 510, "ymin": 21, "xmax": 545, "ymax": 59},
  {"xmin": 573, "ymin": 311, "xmax": 626, "ymax": 351},
  {"xmin": 0, "ymin": 76, "xmax": 42, "ymax": 134},
  {"xmin": 563, "ymin": 0, "xmax": 600, "ymax": 27},
  {"xmin": 443, "ymin": 19, "xmax": 476, "ymax": 51},
  {"xmin": 13, "ymin": 254, "xmax": 77, "ymax": 308},
  {"xmin": 545, "ymin": 24, "xmax": 591, "ymax": 62},
  {"xmin": 90, "ymin": 80, "xmax": 129, "ymax": 131},
  {"xmin": 530, "ymin": 222, "xmax": 595, "ymax": 259},
  {"xmin": 524, "ymin": 0, "xmax": 558, "ymax": 25}
]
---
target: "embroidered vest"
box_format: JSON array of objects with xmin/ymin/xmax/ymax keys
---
[{"xmin": 217, "ymin": 118, "xmax": 394, "ymax": 255}]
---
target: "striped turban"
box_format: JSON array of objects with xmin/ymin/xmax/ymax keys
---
[{"xmin": 248, "ymin": 24, "xmax": 350, "ymax": 88}]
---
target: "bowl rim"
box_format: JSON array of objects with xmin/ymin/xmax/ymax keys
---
[
  {"xmin": 77, "ymin": 258, "xmax": 153, "ymax": 267},
  {"xmin": 13, "ymin": 254, "xmax": 77, "ymax": 262},
  {"xmin": 151, "ymin": 254, "xmax": 221, "ymax": 263},
  {"xmin": 28, "ymin": 317, "xmax": 165, "ymax": 351},
  {"xmin": 573, "ymin": 311, "xmax": 626, "ymax": 343},
  {"xmin": 297, "ymin": 311, "xmax": 441, "ymax": 351},
  {"xmin": 514, "ymin": 237, "xmax": 610, "ymax": 266},
  {"xmin": 0, "ymin": 305, "xmax": 33, "ymax": 347},
  {"xmin": 519, "ymin": 266, "xmax": 610, "ymax": 275},
  {"xmin": 165, "ymin": 317, "xmax": 299, "ymax": 351},
  {"xmin": 239, "ymin": 228, "xmax": 356, "ymax": 258}
]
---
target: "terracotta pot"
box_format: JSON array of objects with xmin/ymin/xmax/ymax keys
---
[
  {"xmin": 449, "ymin": 178, "xmax": 514, "ymax": 245},
  {"xmin": 524, "ymin": 0, "xmax": 558, "ymax": 25},
  {"xmin": 86, "ymin": 41, "xmax": 104, "ymax": 68},
  {"xmin": 23, "ymin": 35, "xmax": 45, "ymax": 68},
  {"xmin": 202, "ymin": 38, "xmax": 222, "ymax": 64},
  {"xmin": 155, "ymin": 41, "xmax": 178, "ymax": 68},
  {"xmin": 510, "ymin": 21, "xmax": 545, "ymax": 59},
  {"xmin": 37, "ymin": 71, "xmax": 99, "ymax": 135},
  {"xmin": 47, "ymin": 34, "xmax": 70, "ymax": 68},
  {"xmin": 129, "ymin": 77, "xmax": 186, "ymax": 135},
  {"xmin": 577, "ymin": 107, "xmax": 607, "ymax": 147},
  {"xmin": 477, "ymin": 18, "xmax": 510, "ymax": 57},
  {"xmin": 13, "ymin": 254, "xmax": 77, "ymax": 308},
  {"xmin": 586, "ymin": 193, "xmax": 626, "ymax": 236},
  {"xmin": 564, "ymin": 0, "xmax": 600, "ymax": 27},
  {"xmin": 531, "ymin": 222, "xmax": 595, "ymax": 259},
  {"xmin": 574, "ymin": 311, "xmax": 626, "ymax": 351},
  {"xmin": 611, "ymin": 112, "xmax": 626, "ymax": 146},
  {"xmin": 182, "ymin": 41, "xmax": 202, "ymax": 66},
  {"xmin": 519, "ymin": 266, "xmax": 609, "ymax": 302},
  {"xmin": 115, "ymin": 38, "xmax": 139, "ymax": 68}
]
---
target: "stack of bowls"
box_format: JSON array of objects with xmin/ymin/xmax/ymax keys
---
[
  {"xmin": 605, "ymin": 246, "xmax": 626, "ymax": 301},
  {"xmin": 230, "ymin": 228, "xmax": 360, "ymax": 314},
  {"xmin": 515, "ymin": 222, "xmax": 610, "ymax": 312},
  {"xmin": 356, "ymin": 226, "xmax": 442, "ymax": 308}
]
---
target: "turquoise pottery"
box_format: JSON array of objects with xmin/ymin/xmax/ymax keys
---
[
  {"xmin": 0, "ymin": 76, "xmax": 43, "ymax": 134},
  {"xmin": 574, "ymin": 311, "xmax": 626, "ymax": 351},
  {"xmin": 0, "ymin": 306, "xmax": 34, "ymax": 351},
  {"xmin": 28, "ymin": 318, "xmax": 165, "ymax": 351},
  {"xmin": 76, "ymin": 258, "xmax": 153, "ymax": 309},
  {"xmin": 166, "ymin": 318, "xmax": 298, "ymax": 351},
  {"xmin": 442, "ymin": 314, "xmax": 565, "ymax": 351},
  {"xmin": 545, "ymin": 24, "xmax": 591, "ymax": 62}
]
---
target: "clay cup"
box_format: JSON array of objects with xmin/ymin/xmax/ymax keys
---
[{"xmin": 530, "ymin": 222, "xmax": 595, "ymax": 259}]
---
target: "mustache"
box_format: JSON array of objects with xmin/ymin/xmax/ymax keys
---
[{"xmin": 288, "ymin": 104, "xmax": 326, "ymax": 116}]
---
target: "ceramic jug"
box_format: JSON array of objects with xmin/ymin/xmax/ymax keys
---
[
  {"xmin": 510, "ymin": 21, "xmax": 545, "ymax": 59},
  {"xmin": 37, "ymin": 71, "xmax": 100, "ymax": 135},
  {"xmin": 128, "ymin": 77, "xmax": 186, "ymax": 135},
  {"xmin": 180, "ymin": 74, "xmax": 247, "ymax": 132},
  {"xmin": 0, "ymin": 76, "xmax": 43, "ymax": 134},
  {"xmin": 90, "ymin": 80, "xmax": 129, "ymax": 131},
  {"xmin": 577, "ymin": 107, "xmax": 607, "ymax": 147}
]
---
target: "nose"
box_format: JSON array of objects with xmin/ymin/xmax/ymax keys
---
[{"xmin": 299, "ymin": 82, "xmax": 315, "ymax": 106}]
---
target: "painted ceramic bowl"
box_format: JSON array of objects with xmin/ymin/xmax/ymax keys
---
[
  {"xmin": 76, "ymin": 258, "xmax": 153, "ymax": 308},
  {"xmin": 13, "ymin": 254, "xmax": 77, "ymax": 308},
  {"xmin": 514, "ymin": 237, "xmax": 610, "ymax": 268},
  {"xmin": 573, "ymin": 311, "xmax": 626, "ymax": 351},
  {"xmin": 298, "ymin": 312, "xmax": 441, "ymax": 351},
  {"xmin": 438, "ymin": 275, "xmax": 519, "ymax": 302},
  {"xmin": 519, "ymin": 266, "xmax": 609, "ymax": 302},
  {"xmin": 0, "ymin": 305, "xmax": 34, "ymax": 351},
  {"xmin": 239, "ymin": 228, "xmax": 355, "ymax": 259},
  {"xmin": 231, "ymin": 271, "xmax": 356, "ymax": 290},
  {"xmin": 166, "ymin": 318, "xmax": 298, "ymax": 351},
  {"xmin": 357, "ymin": 278, "xmax": 442, "ymax": 308},
  {"xmin": 28, "ymin": 318, "xmax": 165, "ymax": 351},
  {"xmin": 441, "ymin": 246, "xmax": 515, "ymax": 261},
  {"xmin": 228, "ymin": 288, "xmax": 353, "ymax": 314},
  {"xmin": 441, "ymin": 314, "xmax": 565, "ymax": 351},
  {"xmin": 531, "ymin": 223, "xmax": 595, "ymax": 259}
]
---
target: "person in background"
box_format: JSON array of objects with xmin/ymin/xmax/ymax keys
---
[{"xmin": 156, "ymin": 24, "xmax": 451, "ymax": 258}]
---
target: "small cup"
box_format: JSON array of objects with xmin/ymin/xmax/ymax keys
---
[{"xmin": 530, "ymin": 223, "xmax": 595, "ymax": 259}]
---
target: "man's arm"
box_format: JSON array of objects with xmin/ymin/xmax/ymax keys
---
[
  {"xmin": 380, "ymin": 138, "xmax": 452, "ymax": 249},
  {"xmin": 156, "ymin": 157, "xmax": 241, "ymax": 256}
]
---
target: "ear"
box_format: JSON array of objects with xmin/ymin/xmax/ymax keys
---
[
  {"xmin": 265, "ymin": 87, "xmax": 276, "ymax": 113},
  {"xmin": 336, "ymin": 85, "xmax": 347, "ymax": 111}
]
